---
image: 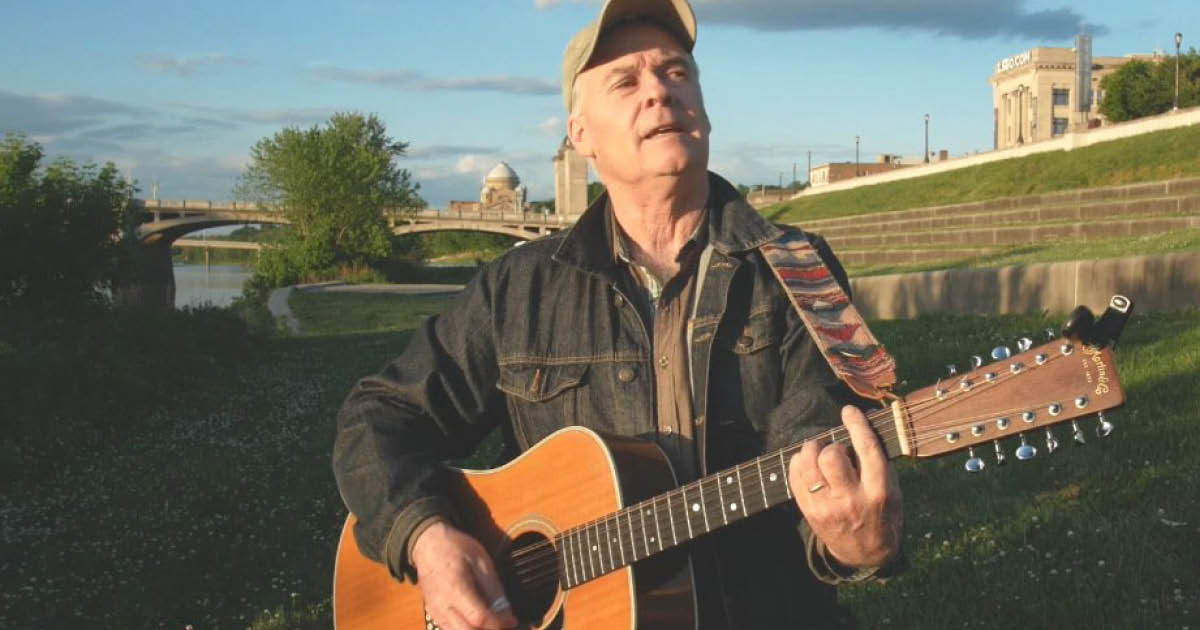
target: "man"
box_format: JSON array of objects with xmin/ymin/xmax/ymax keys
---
[{"xmin": 334, "ymin": 1, "xmax": 903, "ymax": 628}]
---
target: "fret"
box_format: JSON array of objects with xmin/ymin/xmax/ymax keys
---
[
  {"xmin": 584, "ymin": 525, "xmax": 596, "ymax": 579},
  {"xmin": 603, "ymin": 516, "xmax": 615, "ymax": 571},
  {"xmin": 680, "ymin": 485, "xmax": 695, "ymax": 540},
  {"xmin": 778, "ymin": 450, "xmax": 792, "ymax": 498},
  {"xmin": 755, "ymin": 457, "xmax": 769, "ymax": 508},
  {"xmin": 639, "ymin": 505, "xmax": 651, "ymax": 557},
  {"xmin": 626, "ymin": 510, "xmax": 638, "ymax": 561},
  {"xmin": 734, "ymin": 466, "xmax": 747, "ymax": 517},
  {"xmin": 666, "ymin": 490, "xmax": 679, "ymax": 545},
  {"xmin": 716, "ymin": 473, "xmax": 729, "ymax": 525},
  {"xmin": 651, "ymin": 497, "xmax": 664, "ymax": 551},
  {"xmin": 571, "ymin": 529, "xmax": 583, "ymax": 585},
  {"xmin": 698, "ymin": 480, "xmax": 711, "ymax": 532},
  {"xmin": 558, "ymin": 537, "xmax": 570, "ymax": 589}
]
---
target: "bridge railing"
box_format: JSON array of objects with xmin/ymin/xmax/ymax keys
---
[
  {"xmin": 136, "ymin": 199, "xmax": 281, "ymax": 212},
  {"xmin": 133, "ymin": 199, "xmax": 582, "ymax": 225}
]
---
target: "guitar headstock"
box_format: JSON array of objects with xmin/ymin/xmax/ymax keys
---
[{"xmin": 897, "ymin": 295, "xmax": 1134, "ymax": 470}]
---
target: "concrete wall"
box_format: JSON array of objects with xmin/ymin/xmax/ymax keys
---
[
  {"xmin": 849, "ymin": 251, "xmax": 1200, "ymax": 320},
  {"xmin": 793, "ymin": 105, "xmax": 1200, "ymax": 200}
]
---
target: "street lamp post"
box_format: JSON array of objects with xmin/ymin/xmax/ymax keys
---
[
  {"xmin": 1175, "ymin": 32, "xmax": 1184, "ymax": 111},
  {"xmin": 924, "ymin": 114, "xmax": 930, "ymax": 163},
  {"xmin": 855, "ymin": 135, "xmax": 860, "ymax": 177}
]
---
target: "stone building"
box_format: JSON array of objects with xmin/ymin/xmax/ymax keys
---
[
  {"xmin": 553, "ymin": 137, "xmax": 588, "ymax": 216},
  {"xmin": 989, "ymin": 45, "xmax": 1160, "ymax": 150},
  {"xmin": 809, "ymin": 154, "xmax": 914, "ymax": 187},
  {"xmin": 448, "ymin": 161, "xmax": 528, "ymax": 214}
]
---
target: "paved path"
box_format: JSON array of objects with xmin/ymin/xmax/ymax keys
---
[{"xmin": 265, "ymin": 281, "xmax": 465, "ymax": 334}]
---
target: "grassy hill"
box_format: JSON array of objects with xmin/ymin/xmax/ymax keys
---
[{"xmin": 764, "ymin": 123, "xmax": 1200, "ymax": 224}]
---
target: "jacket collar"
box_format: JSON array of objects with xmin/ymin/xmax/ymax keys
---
[{"xmin": 552, "ymin": 171, "xmax": 783, "ymax": 273}]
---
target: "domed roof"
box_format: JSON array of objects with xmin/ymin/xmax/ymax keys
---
[{"xmin": 485, "ymin": 161, "xmax": 520, "ymax": 185}]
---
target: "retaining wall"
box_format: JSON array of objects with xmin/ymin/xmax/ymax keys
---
[{"xmin": 849, "ymin": 252, "xmax": 1200, "ymax": 320}]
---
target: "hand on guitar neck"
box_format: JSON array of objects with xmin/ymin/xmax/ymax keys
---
[
  {"xmin": 788, "ymin": 405, "xmax": 904, "ymax": 570},
  {"xmin": 411, "ymin": 520, "xmax": 519, "ymax": 630}
]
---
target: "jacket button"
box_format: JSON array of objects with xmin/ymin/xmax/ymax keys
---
[
  {"xmin": 614, "ymin": 294, "xmax": 625, "ymax": 308},
  {"xmin": 617, "ymin": 367, "xmax": 636, "ymax": 383}
]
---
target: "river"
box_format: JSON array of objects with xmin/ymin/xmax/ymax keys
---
[{"xmin": 174, "ymin": 263, "xmax": 252, "ymax": 309}]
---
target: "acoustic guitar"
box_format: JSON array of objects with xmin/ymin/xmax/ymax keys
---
[{"xmin": 333, "ymin": 296, "xmax": 1133, "ymax": 629}]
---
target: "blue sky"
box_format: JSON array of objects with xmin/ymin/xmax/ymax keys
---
[{"xmin": 2, "ymin": 0, "xmax": 1197, "ymax": 208}]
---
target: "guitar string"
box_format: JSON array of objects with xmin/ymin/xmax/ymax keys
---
[{"xmin": 504, "ymin": 347, "xmax": 1087, "ymax": 585}]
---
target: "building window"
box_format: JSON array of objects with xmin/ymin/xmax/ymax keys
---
[
  {"xmin": 1053, "ymin": 88, "xmax": 1069, "ymax": 107},
  {"xmin": 1052, "ymin": 117, "xmax": 1069, "ymax": 136}
]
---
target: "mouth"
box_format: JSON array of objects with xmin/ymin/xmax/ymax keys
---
[{"xmin": 644, "ymin": 124, "xmax": 686, "ymax": 139}]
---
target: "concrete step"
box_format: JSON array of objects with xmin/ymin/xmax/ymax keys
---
[
  {"xmin": 794, "ymin": 177, "xmax": 1200, "ymax": 232},
  {"xmin": 834, "ymin": 247, "xmax": 997, "ymax": 266},
  {"xmin": 824, "ymin": 215, "xmax": 1200, "ymax": 250},
  {"xmin": 812, "ymin": 194, "xmax": 1200, "ymax": 239}
]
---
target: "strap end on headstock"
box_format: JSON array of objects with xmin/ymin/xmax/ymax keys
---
[{"xmin": 1062, "ymin": 294, "xmax": 1134, "ymax": 349}]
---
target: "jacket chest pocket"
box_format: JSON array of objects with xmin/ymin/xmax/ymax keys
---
[
  {"xmin": 497, "ymin": 361, "xmax": 590, "ymax": 449},
  {"xmin": 708, "ymin": 305, "xmax": 788, "ymax": 442}
]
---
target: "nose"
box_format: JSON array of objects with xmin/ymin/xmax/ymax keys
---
[{"xmin": 641, "ymin": 70, "xmax": 673, "ymax": 108}]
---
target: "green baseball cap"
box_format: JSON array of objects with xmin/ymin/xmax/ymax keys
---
[{"xmin": 561, "ymin": 0, "xmax": 697, "ymax": 113}]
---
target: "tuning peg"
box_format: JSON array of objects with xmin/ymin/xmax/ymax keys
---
[
  {"xmin": 1015, "ymin": 434, "xmax": 1037, "ymax": 460},
  {"xmin": 1044, "ymin": 428, "xmax": 1060, "ymax": 454},
  {"xmin": 1095, "ymin": 411, "xmax": 1115, "ymax": 438},
  {"xmin": 1044, "ymin": 328, "xmax": 1056, "ymax": 340},
  {"xmin": 965, "ymin": 447, "xmax": 985, "ymax": 473},
  {"xmin": 1017, "ymin": 337, "xmax": 1034, "ymax": 352},
  {"xmin": 946, "ymin": 364, "xmax": 958, "ymax": 376},
  {"xmin": 1071, "ymin": 420, "xmax": 1087, "ymax": 445},
  {"xmin": 970, "ymin": 355, "xmax": 984, "ymax": 370},
  {"xmin": 991, "ymin": 346, "xmax": 1012, "ymax": 361},
  {"xmin": 993, "ymin": 440, "xmax": 1007, "ymax": 465},
  {"xmin": 1062, "ymin": 305, "xmax": 1096, "ymax": 342}
]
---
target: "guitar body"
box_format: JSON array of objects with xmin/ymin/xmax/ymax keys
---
[{"xmin": 333, "ymin": 427, "xmax": 698, "ymax": 630}]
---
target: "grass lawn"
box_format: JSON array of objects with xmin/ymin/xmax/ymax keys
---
[
  {"xmin": 844, "ymin": 226, "xmax": 1200, "ymax": 277},
  {"xmin": 763, "ymin": 123, "xmax": 1200, "ymax": 224},
  {"xmin": 4, "ymin": 291, "xmax": 1194, "ymax": 629}
]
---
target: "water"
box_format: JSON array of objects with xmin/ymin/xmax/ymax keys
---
[{"xmin": 174, "ymin": 264, "xmax": 252, "ymax": 309}]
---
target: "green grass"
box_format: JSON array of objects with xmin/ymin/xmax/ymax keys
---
[
  {"xmin": 845, "ymin": 226, "xmax": 1200, "ymax": 277},
  {"xmin": 4, "ymin": 292, "xmax": 1195, "ymax": 629},
  {"xmin": 763, "ymin": 123, "xmax": 1200, "ymax": 224}
]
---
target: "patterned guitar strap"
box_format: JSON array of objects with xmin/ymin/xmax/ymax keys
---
[{"xmin": 760, "ymin": 229, "xmax": 898, "ymax": 403}]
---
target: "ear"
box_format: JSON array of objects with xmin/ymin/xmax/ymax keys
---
[{"xmin": 567, "ymin": 112, "xmax": 595, "ymax": 159}]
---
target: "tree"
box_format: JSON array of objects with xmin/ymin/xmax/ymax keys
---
[
  {"xmin": 1099, "ymin": 51, "xmax": 1200, "ymax": 123},
  {"xmin": 0, "ymin": 134, "xmax": 136, "ymax": 313},
  {"xmin": 587, "ymin": 181, "xmax": 606, "ymax": 205},
  {"xmin": 236, "ymin": 112, "xmax": 424, "ymax": 287}
]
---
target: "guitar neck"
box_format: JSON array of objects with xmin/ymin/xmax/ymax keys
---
[
  {"xmin": 554, "ymin": 410, "xmax": 904, "ymax": 589},
  {"xmin": 555, "ymin": 335, "xmax": 1125, "ymax": 590}
]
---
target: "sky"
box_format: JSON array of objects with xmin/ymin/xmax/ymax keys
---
[{"xmin": 2, "ymin": 0, "xmax": 1197, "ymax": 208}]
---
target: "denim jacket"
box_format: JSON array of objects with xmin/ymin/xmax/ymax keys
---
[{"xmin": 334, "ymin": 172, "xmax": 892, "ymax": 628}]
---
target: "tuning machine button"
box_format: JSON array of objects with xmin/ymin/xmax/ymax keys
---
[
  {"xmin": 1015, "ymin": 434, "xmax": 1037, "ymax": 460},
  {"xmin": 946, "ymin": 364, "xmax": 958, "ymax": 376},
  {"xmin": 1096, "ymin": 411, "xmax": 1115, "ymax": 438},
  {"xmin": 1071, "ymin": 420, "xmax": 1087, "ymax": 445},
  {"xmin": 970, "ymin": 355, "xmax": 984, "ymax": 370},
  {"xmin": 991, "ymin": 346, "xmax": 1012, "ymax": 361},
  {"xmin": 965, "ymin": 447, "xmax": 985, "ymax": 473},
  {"xmin": 1044, "ymin": 328, "xmax": 1056, "ymax": 340},
  {"xmin": 1017, "ymin": 337, "xmax": 1034, "ymax": 352},
  {"xmin": 993, "ymin": 440, "xmax": 1007, "ymax": 465},
  {"xmin": 1044, "ymin": 428, "xmax": 1060, "ymax": 453}
]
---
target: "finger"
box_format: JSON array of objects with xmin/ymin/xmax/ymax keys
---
[
  {"xmin": 816, "ymin": 441, "xmax": 858, "ymax": 490},
  {"xmin": 448, "ymin": 577, "xmax": 506, "ymax": 630},
  {"xmin": 840, "ymin": 405, "xmax": 893, "ymax": 493},
  {"xmin": 472, "ymin": 555, "xmax": 518, "ymax": 628},
  {"xmin": 789, "ymin": 440, "xmax": 826, "ymax": 499}
]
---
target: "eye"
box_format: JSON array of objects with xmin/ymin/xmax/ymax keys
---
[{"xmin": 611, "ymin": 76, "xmax": 636, "ymax": 91}]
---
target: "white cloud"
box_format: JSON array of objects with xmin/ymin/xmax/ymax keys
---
[
  {"xmin": 455, "ymin": 154, "xmax": 489, "ymax": 175},
  {"xmin": 310, "ymin": 66, "xmax": 558, "ymax": 96},
  {"xmin": 536, "ymin": 117, "xmax": 562, "ymax": 136},
  {"xmin": 136, "ymin": 53, "xmax": 251, "ymax": 77}
]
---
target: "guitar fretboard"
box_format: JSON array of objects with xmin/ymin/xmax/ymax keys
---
[{"xmin": 553, "ymin": 414, "xmax": 906, "ymax": 589}]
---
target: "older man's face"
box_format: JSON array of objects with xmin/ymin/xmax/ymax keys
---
[{"xmin": 569, "ymin": 22, "xmax": 710, "ymax": 187}]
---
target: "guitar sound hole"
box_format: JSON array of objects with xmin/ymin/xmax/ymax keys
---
[{"xmin": 499, "ymin": 531, "xmax": 562, "ymax": 628}]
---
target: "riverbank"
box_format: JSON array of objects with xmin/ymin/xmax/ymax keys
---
[{"xmin": 4, "ymin": 292, "xmax": 1195, "ymax": 629}]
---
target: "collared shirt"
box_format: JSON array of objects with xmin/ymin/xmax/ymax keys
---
[{"xmin": 609, "ymin": 203, "xmax": 708, "ymax": 481}]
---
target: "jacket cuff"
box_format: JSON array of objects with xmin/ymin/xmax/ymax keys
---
[
  {"xmin": 802, "ymin": 519, "xmax": 907, "ymax": 585},
  {"xmin": 383, "ymin": 495, "xmax": 458, "ymax": 583}
]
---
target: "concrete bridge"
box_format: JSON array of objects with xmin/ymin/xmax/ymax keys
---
[{"xmin": 123, "ymin": 199, "xmax": 581, "ymax": 309}]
